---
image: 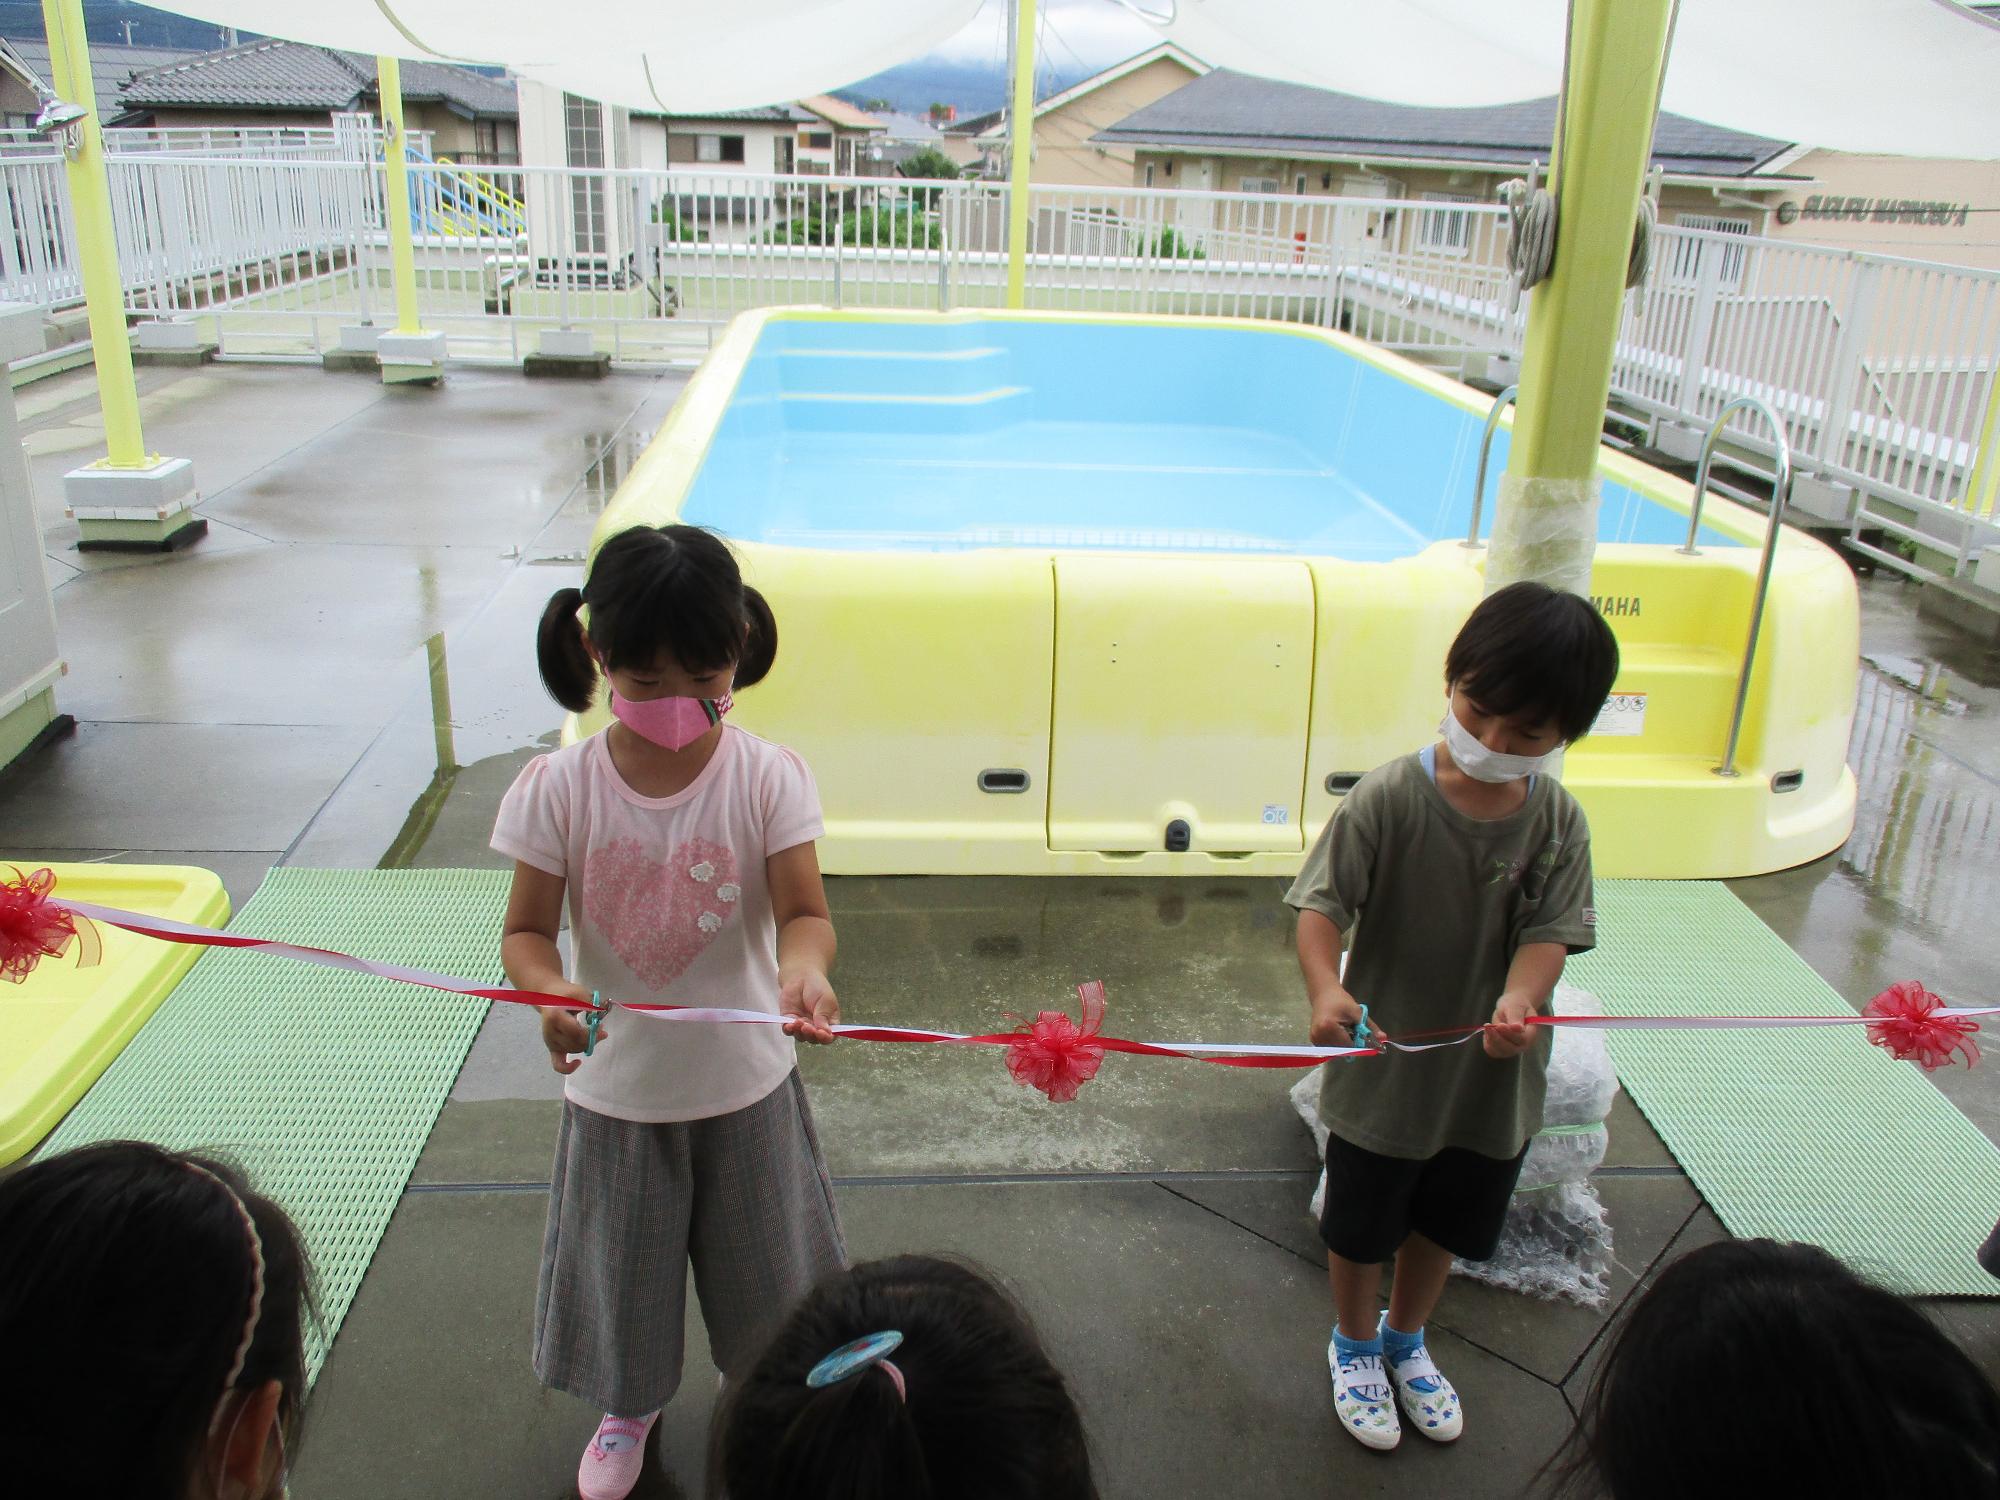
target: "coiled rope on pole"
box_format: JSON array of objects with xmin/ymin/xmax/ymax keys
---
[{"xmin": 1499, "ymin": 179, "xmax": 1657, "ymax": 296}]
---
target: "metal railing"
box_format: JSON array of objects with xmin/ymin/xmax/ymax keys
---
[
  {"xmin": 1678, "ymin": 396, "xmax": 1794, "ymax": 779},
  {"xmin": 0, "ymin": 149, "xmax": 1995, "ymax": 575},
  {"xmin": 1466, "ymin": 384, "xmax": 1519, "ymax": 548}
]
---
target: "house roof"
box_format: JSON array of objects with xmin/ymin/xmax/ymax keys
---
[
  {"xmin": 117, "ymin": 40, "xmax": 517, "ymax": 120},
  {"xmin": 645, "ymin": 103, "xmax": 817, "ymax": 124},
  {"xmin": 1092, "ymin": 68, "xmax": 1793, "ymax": 180},
  {"xmin": 873, "ymin": 111, "xmax": 944, "ymax": 144},
  {"xmin": 1014, "ymin": 41, "xmax": 1207, "ymax": 128},
  {"xmin": 798, "ymin": 94, "xmax": 885, "ymax": 132},
  {"xmin": 944, "ymin": 107, "xmax": 1002, "ymax": 138},
  {"xmin": 0, "ymin": 39, "xmax": 201, "ymax": 110}
]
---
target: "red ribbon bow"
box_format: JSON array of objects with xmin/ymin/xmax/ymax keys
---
[
  {"xmin": 0, "ymin": 867, "xmax": 94, "ymax": 984},
  {"xmin": 1864, "ymin": 980, "xmax": 1981, "ymax": 1071},
  {"xmin": 1004, "ymin": 980, "xmax": 1109, "ymax": 1102}
]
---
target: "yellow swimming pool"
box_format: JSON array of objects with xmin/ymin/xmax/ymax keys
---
[{"xmin": 574, "ymin": 308, "xmax": 1858, "ymax": 880}]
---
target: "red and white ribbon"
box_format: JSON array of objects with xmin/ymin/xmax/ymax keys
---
[{"xmin": 41, "ymin": 893, "xmax": 1998, "ymax": 1084}]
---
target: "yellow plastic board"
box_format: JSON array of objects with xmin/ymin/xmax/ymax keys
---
[
  {"xmin": 1049, "ymin": 554, "xmax": 1314, "ymax": 853},
  {"xmin": 0, "ymin": 861, "xmax": 229, "ymax": 1165}
]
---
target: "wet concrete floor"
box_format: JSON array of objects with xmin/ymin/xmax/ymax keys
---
[{"xmin": 3, "ymin": 361, "xmax": 1998, "ymax": 1497}]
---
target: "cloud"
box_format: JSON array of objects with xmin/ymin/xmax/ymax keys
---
[{"xmin": 926, "ymin": 0, "xmax": 1162, "ymax": 72}]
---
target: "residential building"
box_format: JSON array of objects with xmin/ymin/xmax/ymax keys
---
[
  {"xmin": 1093, "ymin": 68, "xmax": 1795, "ymax": 266},
  {"xmin": 630, "ymin": 95, "xmax": 883, "ymax": 178},
  {"xmin": 111, "ymin": 39, "xmax": 519, "ymax": 163},
  {"xmin": 865, "ymin": 111, "xmax": 952, "ymax": 176},
  {"xmin": 1093, "ymin": 63, "xmax": 2000, "ymax": 278},
  {"xmin": 941, "ymin": 108, "xmax": 1000, "ymax": 171},
  {"xmin": 970, "ymin": 42, "xmax": 1208, "ymax": 187},
  {"xmin": 0, "ymin": 39, "xmax": 199, "ymax": 133}
]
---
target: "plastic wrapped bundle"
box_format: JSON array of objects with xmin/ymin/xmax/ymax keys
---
[{"xmin": 1291, "ymin": 984, "xmax": 1620, "ymax": 1307}]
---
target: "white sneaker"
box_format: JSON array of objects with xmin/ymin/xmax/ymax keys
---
[
  {"xmin": 1382, "ymin": 1319, "xmax": 1464, "ymax": 1442},
  {"xmin": 1327, "ymin": 1330, "xmax": 1401, "ymax": 1451}
]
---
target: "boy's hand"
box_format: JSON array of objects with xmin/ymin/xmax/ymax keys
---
[
  {"xmin": 538, "ymin": 983, "xmax": 601, "ymax": 1075},
  {"xmin": 1484, "ymin": 992, "xmax": 1540, "ymax": 1059},
  {"xmin": 1309, "ymin": 985, "xmax": 1365, "ymax": 1048},
  {"xmin": 779, "ymin": 964, "xmax": 840, "ymax": 1045}
]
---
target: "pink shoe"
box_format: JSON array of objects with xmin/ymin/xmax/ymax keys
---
[{"xmin": 577, "ymin": 1410, "xmax": 658, "ymax": 1500}]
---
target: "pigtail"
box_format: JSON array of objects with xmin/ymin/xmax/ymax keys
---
[
  {"xmin": 756, "ymin": 1371, "xmax": 930, "ymax": 1500},
  {"xmin": 536, "ymin": 586, "xmax": 598, "ymax": 713},
  {"xmin": 735, "ymin": 585, "xmax": 779, "ymax": 689}
]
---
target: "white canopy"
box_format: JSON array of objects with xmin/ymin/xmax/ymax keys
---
[
  {"xmin": 135, "ymin": 0, "xmax": 2000, "ymax": 158},
  {"xmin": 127, "ymin": 1, "xmax": 983, "ymax": 116},
  {"xmin": 1141, "ymin": 0, "xmax": 2000, "ymax": 159}
]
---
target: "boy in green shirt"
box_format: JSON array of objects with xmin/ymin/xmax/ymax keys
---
[{"xmin": 1285, "ymin": 581, "xmax": 1619, "ymax": 1452}]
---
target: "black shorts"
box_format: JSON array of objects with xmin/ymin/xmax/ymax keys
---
[{"xmin": 1319, "ymin": 1134, "xmax": 1529, "ymax": 1264}]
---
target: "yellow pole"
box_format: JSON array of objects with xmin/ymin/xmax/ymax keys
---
[
  {"xmin": 41, "ymin": 0, "xmax": 147, "ymax": 467},
  {"xmin": 377, "ymin": 56, "xmax": 422, "ymax": 334},
  {"xmin": 1489, "ymin": 0, "xmax": 1675, "ymax": 592},
  {"xmin": 1004, "ymin": 0, "xmax": 1037, "ymax": 309},
  {"xmin": 1963, "ymin": 368, "xmax": 2000, "ymax": 518}
]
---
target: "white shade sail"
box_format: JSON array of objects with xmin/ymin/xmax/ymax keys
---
[
  {"xmin": 130, "ymin": 0, "xmax": 2000, "ymax": 158},
  {"xmin": 1139, "ymin": 0, "xmax": 2000, "ymax": 159},
  {"xmin": 124, "ymin": 1, "xmax": 983, "ymax": 115}
]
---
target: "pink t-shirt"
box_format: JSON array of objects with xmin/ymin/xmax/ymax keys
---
[{"xmin": 491, "ymin": 724, "xmax": 824, "ymax": 1123}]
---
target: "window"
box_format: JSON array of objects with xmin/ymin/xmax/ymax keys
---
[
  {"xmin": 1295, "ymin": 174, "xmax": 1309, "ymax": 195},
  {"xmin": 1416, "ymin": 192, "xmax": 1475, "ymax": 254},
  {"xmin": 1669, "ymin": 212, "xmax": 1752, "ymax": 287},
  {"xmin": 776, "ymin": 137, "xmax": 795, "ymax": 174},
  {"xmin": 1240, "ymin": 175, "xmax": 1281, "ymax": 195},
  {"xmin": 836, "ymin": 137, "xmax": 855, "ymax": 175},
  {"xmin": 696, "ymin": 133, "xmax": 746, "ymax": 164},
  {"xmin": 805, "ymin": 131, "xmax": 832, "ymax": 149},
  {"xmin": 1144, "ymin": 163, "xmax": 1155, "ymax": 188}
]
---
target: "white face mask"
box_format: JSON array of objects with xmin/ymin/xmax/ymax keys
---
[{"xmin": 1439, "ymin": 704, "xmax": 1562, "ymax": 784}]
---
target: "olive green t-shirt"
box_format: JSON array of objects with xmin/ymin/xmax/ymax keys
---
[{"xmin": 1283, "ymin": 752, "xmax": 1597, "ymax": 1161}]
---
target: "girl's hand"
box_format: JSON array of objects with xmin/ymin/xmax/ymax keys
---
[
  {"xmin": 539, "ymin": 984, "xmax": 601, "ymax": 1075},
  {"xmin": 1309, "ymin": 984, "xmax": 1365, "ymax": 1048},
  {"xmin": 779, "ymin": 964, "xmax": 840, "ymax": 1045},
  {"xmin": 1484, "ymin": 992, "xmax": 1539, "ymax": 1059}
]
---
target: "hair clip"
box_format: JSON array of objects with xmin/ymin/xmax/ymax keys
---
[
  {"xmin": 806, "ymin": 1330, "xmax": 905, "ymax": 1400},
  {"xmin": 583, "ymin": 993, "xmax": 607, "ymax": 1057}
]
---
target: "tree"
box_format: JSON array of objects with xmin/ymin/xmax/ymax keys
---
[
  {"xmin": 898, "ymin": 146, "xmax": 962, "ymax": 182},
  {"xmin": 864, "ymin": 97, "xmax": 894, "ymax": 113},
  {"xmin": 897, "ymin": 146, "xmax": 962, "ymax": 209}
]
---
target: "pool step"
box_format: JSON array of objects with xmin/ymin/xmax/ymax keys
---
[
  {"xmin": 777, "ymin": 385, "xmax": 1030, "ymax": 434},
  {"xmin": 1578, "ymin": 643, "xmax": 1743, "ymax": 760},
  {"xmin": 771, "ymin": 345, "xmax": 1009, "ymax": 399}
]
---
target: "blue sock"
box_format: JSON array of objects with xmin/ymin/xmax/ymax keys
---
[
  {"xmin": 1382, "ymin": 1320, "xmax": 1424, "ymax": 1358},
  {"xmin": 1332, "ymin": 1325, "xmax": 1383, "ymax": 1360}
]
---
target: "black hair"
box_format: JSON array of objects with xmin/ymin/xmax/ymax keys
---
[
  {"xmin": 0, "ymin": 1140, "xmax": 316, "ymax": 1498},
  {"xmin": 711, "ymin": 1255, "xmax": 1099, "ymax": 1500},
  {"xmin": 536, "ymin": 524, "xmax": 778, "ymax": 714},
  {"xmin": 1542, "ymin": 1239, "xmax": 2000, "ymax": 1499},
  {"xmin": 1444, "ymin": 581, "xmax": 1620, "ymax": 743}
]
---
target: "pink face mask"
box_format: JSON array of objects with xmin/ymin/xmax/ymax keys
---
[{"xmin": 608, "ymin": 690, "xmax": 732, "ymax": 750}]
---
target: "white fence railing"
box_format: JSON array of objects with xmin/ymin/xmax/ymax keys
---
[{"xmin": 1, "ymin": 152, "xmax": 1994, "ymax": 574}]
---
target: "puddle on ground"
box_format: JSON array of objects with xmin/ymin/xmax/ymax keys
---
[
  {"xmin": 1841, "ymin": 666, "xmax": 2000, "ymax": 939},
  {"xmin": 1861, "ymin": 653, "xmax": 1970, "ymax": 714}
]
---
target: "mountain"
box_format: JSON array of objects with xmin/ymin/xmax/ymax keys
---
[
  {"xmin": 840, "ymin": 57, "xmax": 1098, "ymax": 120},
  {"xmin": 0, "ymin": 1, "xmax": 244, "ymax": 49}
]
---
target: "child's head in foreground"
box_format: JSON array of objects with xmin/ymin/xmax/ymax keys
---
[
  {"xmin": 1444, "ymin": 581, "xmax": 1621, "ymax": 768},
  {"xmin": 712, "ymin": 1254, "xmax": 1098, "ymax": 1500}
]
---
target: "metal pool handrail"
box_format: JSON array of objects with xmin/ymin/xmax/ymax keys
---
[
  {"xmin": 1676, "ymin": 395, "xmax": 1793, "ymax": 780},
  {"xmin": 1464, "ymin": 384, "xmax": 1518, "ymax": 549}
]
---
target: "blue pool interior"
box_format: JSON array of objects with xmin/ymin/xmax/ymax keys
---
[{"xmin": 680, "ymin": 317, "xmax": 1742, "ymax": 558}]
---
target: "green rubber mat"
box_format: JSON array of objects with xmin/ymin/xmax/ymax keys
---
[
  {"xmin": 38, "ymin": 868, "xmax": 510, "ymax": 1377},
  {"xmin": 1574, "ymin": 880, "xmax": 2000, "ymax": 1297}
]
